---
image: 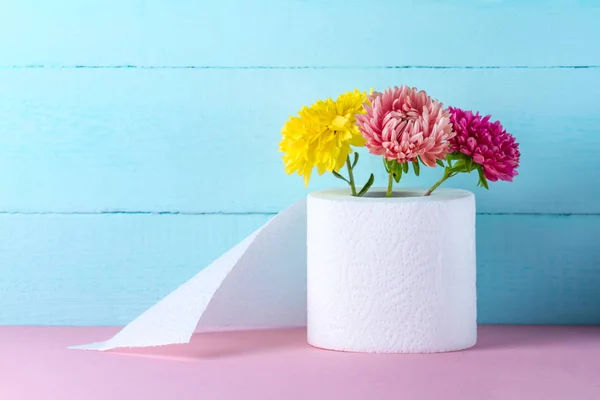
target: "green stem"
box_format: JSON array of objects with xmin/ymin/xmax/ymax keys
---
[
  {"xmin": 346, "ymin": 155, "xmax": 357, "ymax": 196},
  {"xmin": 424, "ymin": 169, "xmax": 451, "ymax": 196},
  {"xmin": 386, "ymin": 170, "xmax": 393, "ymax": 197}
]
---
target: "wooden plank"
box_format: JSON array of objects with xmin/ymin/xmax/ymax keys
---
[
  {"xmin": 0, "ymin": 1, "xmax": 598, "ymax": 66},
  {"xmin": 0, "ymin": 213, "xmax": 598, "ymax": 326},
  {"xmin": 477, "ymin": 215, "xmax": 600, "ymax": 324},
  {"xmin": 0, "ymin": 213, "xmax": 271, "ymax": 326},
  {"xmin": 0, "ymin": 68, "xmax": 598, "ymax": 214}
]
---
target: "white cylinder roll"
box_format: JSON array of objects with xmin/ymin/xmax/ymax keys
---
[{"xmin": 307, "ymin": 187, "xmax": 477, "ymax": 353}]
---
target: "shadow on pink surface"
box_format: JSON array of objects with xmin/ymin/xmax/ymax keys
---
[
  {"xmin": 109, "ymin": 328, "xmax": 310, "ymax": 361},
  {"xmin": 1, "ymin": 325, "xmax": 599, "ymax": 399},
  {"xmin": 106, "ymin": 325, "xmax": 600, "ymax": 361},
  {"xmin": 472, "ymin": 325, "xmax": 600, "ymax": 351}
]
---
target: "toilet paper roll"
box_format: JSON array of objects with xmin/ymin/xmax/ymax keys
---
[
  {"xmin": 70, "ymin": 187, "xmax": 476, "ymax": 354},
  {"xmin": 307, "ymin": 188, "xmax": 477, "ymax": 353}
]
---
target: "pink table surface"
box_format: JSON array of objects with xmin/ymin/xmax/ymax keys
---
[{"xmin": 0, "ymin": 325, "xmax": 599, "ymax": 400}]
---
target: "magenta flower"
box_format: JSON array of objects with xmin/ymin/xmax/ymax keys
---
[
  {"xmin": 448, "ymin": 107, "xmax": 520, "ymax": 182},
  {"xmin": 356, "ymin": 86, "xmax": 455, "ymax": 167}
]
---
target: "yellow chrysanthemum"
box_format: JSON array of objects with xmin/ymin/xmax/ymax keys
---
[{"xmin": 279, "ymin": 89, "xmax": 368, "ymax": 186}]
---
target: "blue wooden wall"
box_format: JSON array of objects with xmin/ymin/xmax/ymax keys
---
[{"xmin": 1, "ymin": 0, "xmax": 599, "ymax": 326}]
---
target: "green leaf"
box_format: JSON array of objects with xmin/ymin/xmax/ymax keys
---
[
  {"xmin": 402, "ymin": 162, "xmax": 409, "ymax": 174},
  {"xmin": 436, "ymin": 159, "xmax": 445, "ymax": 167},
  {"xmin": 357, "ymin": 174, "xmax": 375, "ymax": 197},
  {"xmin": 464, "ymin": 157, "xmax": 478, "ymax": 173},
  {"xmin": 383, "ymin": 157, "xmax": 390, "ymax": 173},
  {"xmin": 331, "ymin": 170, "xmax": 349, "ymax": 183},
  {"xmin": 446, "ymin": 151, "xmax": 462, "ymax": 161},
  {"xmin": 351, "ymin": 152, "xmax": 359, "ymax": 169},
  {"xmin": 449, "ymin": 160, "xmax": 465, "ymax": 173},
  {"xmin": 476, "ymin": 165, "xmax": 489, "ymax": 190},
  {"xmin": 412, "ymin": 161, "xmax": 420, "ymax": 176},
  {"xmin": 393, "ymin": 164, "xmax": 403, "ymax": 183}
]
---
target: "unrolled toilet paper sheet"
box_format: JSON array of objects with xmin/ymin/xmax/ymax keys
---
[
  {"xmin": 70, "ymin": 188, "xmax": 475, "ymax": 352},
  {"xmin": 70, "ymin": 200, "xmax": 307, "ymax": 351}
]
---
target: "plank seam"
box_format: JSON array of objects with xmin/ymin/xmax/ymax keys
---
[
  {"xmin": 1, "ymin": 65, "xmax": 599, "ymax": 70},
  {"xmin": 0, "ymin": 211, "xmax": 597, "ymax": 216}
]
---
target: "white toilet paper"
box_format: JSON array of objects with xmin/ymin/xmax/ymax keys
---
[
  {"xmin": 70, "ymin": 200, "xmax": 308, "ymax": 351},
  {"xmin": 70, "ymin": 187, "xmax": 476, "ymax": 354},
  {"xmin": 307, "ymin": 188, "xmax": 477, "ymax": 353}
]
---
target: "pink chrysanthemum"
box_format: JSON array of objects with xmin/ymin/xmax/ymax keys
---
[
  {"xmin": 356, "ymin": 86, "xmax": 454, "ymax": 167},
  {"xmin": 448, "ymin": 107, "xmax": 520, "ymax": 182}
]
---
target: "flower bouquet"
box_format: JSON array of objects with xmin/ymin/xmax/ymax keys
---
[{"xmin": 280, "ymin": 86, "xmax": 520, "ymax": 353}]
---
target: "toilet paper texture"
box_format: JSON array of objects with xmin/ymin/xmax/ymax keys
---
[
  {"xmin": 70, "ymin": 200, "xmax": 307, "ymax": 351},
  {"xmin": 307, "ymin": 188, "xmax": 477, "ymax": 353}
]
